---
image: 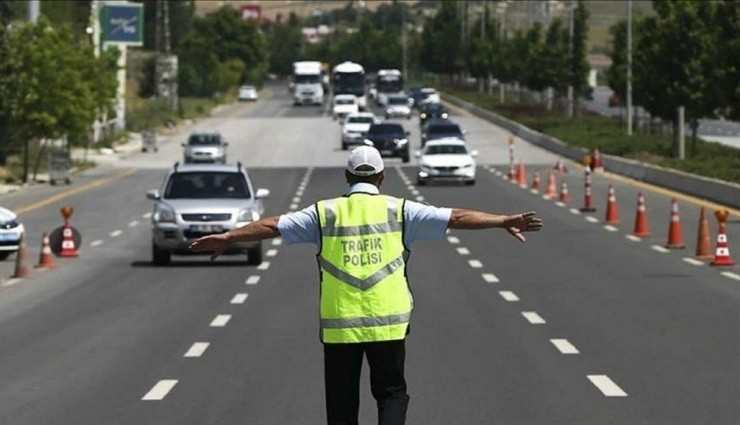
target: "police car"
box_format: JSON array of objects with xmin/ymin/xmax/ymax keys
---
[{"xmin": 0, "ymin": 206, "xmax": 25, "ymax": 260}]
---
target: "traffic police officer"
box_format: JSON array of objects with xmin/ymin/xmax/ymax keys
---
[{"xmin": 189, "ymin": 146, "xmax": 543, "ymax": 425}]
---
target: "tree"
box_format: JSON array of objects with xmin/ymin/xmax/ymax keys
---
[
  {"xmin": 714, "ymin": 0, "xmax": 740, "ymax": 120},
  {"xmin": 569, "ymin": 0, "xmax": 590, "ymax": 110},
  {"xmin": 540, "ymin": 19, "xmax": 568, "ymax": 101},
  {"xmin": 419, "ymin": 1, "xmax": 462, "ymax": 78},
  {"xmin": 606, "ymin": 20, "xmax": 627, "ymax": 101}
]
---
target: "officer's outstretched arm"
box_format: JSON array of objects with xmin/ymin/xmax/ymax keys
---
[
  {"xmin": 189, "ymin": 216, "xmax": 281, "ymax": 260},
  {"xmin": 447, "ymin": 209, "xmax": 542, "ymax": 243}
]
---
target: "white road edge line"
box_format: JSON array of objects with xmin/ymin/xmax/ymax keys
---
[
  {"xmin": 0, "ymin": 278, "xmax": 22, "ymax": 287},
  {"xmin": 682, "ymin": 257, "xmax": 704, "ymax": 266},
  {"xmin": 481, "ymin": 273, "xmax": 499, "ymax": 283},
  {"xmin": 210, "ymin": 314, "xmax": 231, "ymax": 327},
  {"xmin": 142, "ymin": 212, "xmax": 152, "ymax": 219},
  {"xmin": 231, "ymin": 293, "xmax": 249, "ymax": 304},
  {"xmin": 447, "ymin": 236, "xmax": 460, "ymax": 244},
  {"xmin": 272, "ymin": 238, "xmax": 282, "ymax": 246},
  {"xmin": 550, "ymin": 339, "xmax": 579, "ymax": 354},
  {"xmin": 569, "ymin": 208, "xmax": 580, "ymax": 215},
  {"xmin": 141, "ymin": 380, "xmax": 178, "ymax": 401},
  {"xmin": 245, "ymin": 275, "xmax": 261, "ymax": 285},
  {"xmin": 585, "ymin": 216, "xmax": 599, "ymax": 223},
  {"xmin": 521, "ymin": 311, "xmax": 546, "ymax": 324},
  {"xmin": 184, "ymin": 342, "xmax": 210, "ymax": 358},
  {"xmin": 603, "ymin": 225, "xmax": 618, "ymax": 232},
  {"xmin": 128, "ymin": 220, "xmax": 139, "ymax": 227},
  {"xmin": 110, "ymin": 229, "xmax": 122, "ymax": 237},
  {"xmin": 498, "ymin": 290, "xmax": 519, "ymax": 302},
  {"xmin": 587, "ymin": 375, "xmax": 628, "ymax": 397},
  {"xmin": 721, "ymin": 271, "xmax": 740, "ymax": 281},
  {"xmin": 625, "ymin": 235, "xmax": 642, "ymax": 242}
]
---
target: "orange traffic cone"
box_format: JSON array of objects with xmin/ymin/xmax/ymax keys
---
[
  {"xmin": 632, "ymin": 193, "xmax": 650, "ymax": 237},
  {"xmin": 604, "ymin": 185, "xmax": 619, "ymax": 225},
  {"xmin": 543, "ymin": 171, "xmax": 557, "ymax": 199},
  {"xmin": 711, "ymin": 210, "xmax": 734, "ymax": 266},
  {"xmin": 530, "ymin": 172, "xmax": 541, "ymax": 192},
  {"xmin": 507, "ymin": 162, "xmax": 516, "ymax": 181},
  {"xmin": 553, "ymin": 160, "xmax": 568, "ymax": 174},
  {"xmin": 516, "ymin": 161, "xmax": 527, "ymax": 187},
  {"xmin": 558, "ymin": 182, "xmax": 571, "ymax": 204},
  {"xmin": 592, "ymin": 148, "xmax": 603, "ymax": 170},
  {"xmin": 694, "ymin": 207, "xmax": 713, "ymax": 260},
  {"xmin": 665, "ymin": 198, "xmax": 685, "ymax": 249},
  {"xmin": 12, "ymin": 233, "xmax": 29, "ymax": 278},
  {"xmin": 36, "ymin": 232, "xmax": 56, "ymax": 269},
  {"xmin": 59, "ymin": 225, "xmax": 79, "ymax": 257}
]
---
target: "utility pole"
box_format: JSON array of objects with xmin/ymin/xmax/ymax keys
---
[
  {"xmin": 498, "ymin": 1, "xmax": 508, "ymax": 103},
  {"xmin": 27, "ymin": 0, "xmax": 39, "ymax": 22},
  {"xmin": 567, "ymin": 0, "xmax": 575, "ymax": 118},
  {"xmin": 402, "ymin": 5, "xmax": 407, "ymax": 80},
  {"xmin": 626, "ymin": 0, "xmax": 633, "ymax": 136}
]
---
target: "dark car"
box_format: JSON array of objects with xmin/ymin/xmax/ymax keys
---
[
  {"xmin": 421, "ymin": 118, "xmax": 465, "ymax": 146},
  {"xmin": 406, "ymin": 85, "xmax": 424, "ymax": 107},
  {"xmin": 418, "ymin": 103, "xmax": 449, "ymax": 128},
  {"xmin": 365, "ymin": 122, "xmax": 410, "ymax": 163}
]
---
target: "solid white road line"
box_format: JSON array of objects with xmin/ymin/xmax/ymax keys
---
[
  {"xmin": 587, "ymin": 375, "xmax": 628, "ymax": 397},
  {"xmin": 447, "ymin": 236, "xmax": 460, "ymax": 244},
  {"xmin": 141, "ymin": 380, "xmax": 178, "ymax": 401},
  {"xmin": 128, "ymin": 220, "xmax": 139, "ymax": 227},
  {"xmin": 721, "ymin": 271, "xmax": 740, "ymax": 281},
  {"xmin": 456, "ymin": 247, "xmax": 470, "ymax": 255},
  {"xmin": 184, "ymin": 342, "xmax": 210, "ymax": 358},
  {"xmin": 210, "ymin": 314, "xmax": 231, "ymax": 327},
  {"xmin": 266, "ymin": 249, "xmax": 278, "ymax": 257},
  {"xmin": 521, "ymin": 311, "xmax": 546, "ymax": 324},
  {"xmin": 245, "ymin": 275, "xmax": 261, "ymax": 285},
  {"xmin": 257, "ymin": 261, "xmax": 270, "ymax": 270},
  {"xmin": 651, "ymin": 245, "xmax": 670, "ymax": 253},
  {"xmin": 272, "ymin": 238, "xmax": 282, "ymax": 246},
  {"xmin": 585, "ymin": 216, "xmax": 599, "ymax": 223},
  {"xmin": 682, "ymin": 257, "xmax": 704, "ymax": 266},
  {"xmin": 90, "ymin": 240, "xmax": 104, "ymax": 247},
  {"xmin": 231, "ymin": 293, "xmax": 249, "ymax": 304},
  {"xmin": 142, "ymin": 212, "xmax": 152, "ymax": 219},
  {"xmin": 468, "ymin": 260, "xmax": 483, "ymax": 268},
  {"xmin": 569, "ymin": 208, "xmax": 580, "ymax": 214},
  {"xmin": 625, "ymin": 235, "xmax": 642, "ymax": 242},
  {"xmin": 110, "ymin": 229, "xmax": 122, "ymax": 237},
  {"xmin": 481, "ymin": 273, "xmax": 500, "ymax": 283},
  {"xmin": 498, "ymin": 291, "xmax": 519, "ymax": 302},
  {"xmin": 603, "ymin": 225, "xmax": 618, "ymax": 232},
  {"xmin": 550, "ymin": 339, "xmax": 580, "ymax": 354}
]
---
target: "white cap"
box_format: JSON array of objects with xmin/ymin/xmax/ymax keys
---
[{"xmin": 346, "ymin": 146, "xmax": 384, "ymax": 176}]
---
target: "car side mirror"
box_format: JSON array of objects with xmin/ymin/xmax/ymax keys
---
[
  {"xmin": 363, "ymin": 139, "xmax": 374, "ymax": 146},
  {"xmin": 146, "ymin": 189, "xmax": 160, "ymax": 200},
  {"xmin": 255, "ymin": 188, "xmax": 270, "ymax": 199},
  {"xmin": 180, "ymin": 143, "xmax": 186, "ymax": 147},
  {"xmin": 224, "ymin": 142, "xmax": 229, "ymax": 146},
  {"xmin": 470, "ymin": 150, "xmax": 479, "ymax": 157},
  {"xmin": 462, "ymin": 129, "xmax": 468, "ymax": 135},
  {"xmin": 414, "ymin": 150, "xmax": 421, "ymax": 158}
]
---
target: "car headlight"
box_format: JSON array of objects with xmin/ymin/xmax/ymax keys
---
[
  {"xmin": 153, "ymin": 203, "xmax": 176, "ymax": 223},
  {"xmin": 238, "ymin": 208, "xmax": 260, "ymax": 222},
  {"xmin": 420, "ymin": 113, "xmax": 427, "ymax": 119},
  {"xmin": 441, "ymin": 113, "xmax": 448, "ymax": 119},
  {"xmin": 0, "ymin": 219, "xmax": 20, "ymax": 230},
  {"xmin": 395, "ymin": 138, "xmax": 408, "ymax": 146}
]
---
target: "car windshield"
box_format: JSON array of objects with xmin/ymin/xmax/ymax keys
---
[
  {"xmin": 335, "ymin": 98, "xmax": 355, "ymax": 105},
  {"xmin": 429, "ymin": 124, "xmax": 461, "ymax": 134},
  {"xmin": 348, "ymin": 116, "xmax": 374, "ymax": 124},
  {"xmin": 388, "ymin": 97, "xmax": 408, "ymax": 105},
  {"xmin": 241, "ymin": 86, "xmax": 254, "ymax": 90},
  {"xmin": 295, "ymin": 74, "xmax": 320, "ymax": 84},
  {"xmin": 424, "ymin": 145, "xmax": 468, "ymax": 155},
  {"xmin": 368, "ymin": 124, "xmax": 403, "ymax": 135},
  {"xmin": 164, "ymin": 172, "xmax": 250, "ymax": 199},
  {"xmin": 188, "ymin": 134, "xmax": 222, "ymax": 146}
]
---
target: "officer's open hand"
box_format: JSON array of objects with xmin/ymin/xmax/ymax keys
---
[
  {"xmin": 189, "ymin": 233, "xmax": 230, "ymax": 261},
  {"xmin": 504, "ymin": 211, "xmax": 542, "ymax": 243}
]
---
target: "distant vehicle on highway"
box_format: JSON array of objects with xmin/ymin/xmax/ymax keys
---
[
  {"xmin": 341, "ymin": 112, "xmax": 378, "ymax": 150},
  {"xmin": 332, "ymin": 61, "xmax": 367, "ymax": 110},
  {"xmin": 332, "ymin": 94, "xmax": 359, "ymax": 120},
  {"xmin": 384, "ymin": 94, "xmax": 412, "ymax": 120},
  {"xmin": 406, "ymin": 85, "xmax": 424, "ymax": 107},
  {"xmin": 182, "ymin": 132, "xmax": 228, "ymax": 164},
  {"xmin": 375, "ymin": 69, "xmax": 404, "ymax": 106},
  {"xmin": 238, "ymin": 85, "xmax": 258, "ymax": 101},
  {"xmin": 292, "ymin": 61, "xmax": 324, "ymax": 106},
  {"xmin": 0, "ymin": 206, "xmax": 24, "ymax": 261},
  {"xmin": 608, "ymin": 93, "xmax": 621, "ymax": 107},
  {"xmin": 364, "ymin": 122, "xmax": 410, "ymax": 163},
  {"xmin": 416, "ymin": 137, "xmax": 477, "ymax": 186},
  {"xmin": 146, "ymin": 163, "xmax": 270, "ymax": 266},
  {"xmin": 421, "ymin": 118, "xmax": 466, "ymax": 146},
  {"xmin": 418, "ymin": 103, "xmax": 449, "ymax": 127},
  {"xmin": 418, "ymin": 88, "xmax": 441, "ymax": 106}
]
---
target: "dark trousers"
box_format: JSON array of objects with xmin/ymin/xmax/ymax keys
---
[{"xmin": 323, "ymin": 339, "xmax": 410, "ymax": 425}]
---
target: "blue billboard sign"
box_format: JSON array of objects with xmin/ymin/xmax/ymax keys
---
[{"xmin": 101, "ymin": 3, "xmax": 144, "ymax": 45}]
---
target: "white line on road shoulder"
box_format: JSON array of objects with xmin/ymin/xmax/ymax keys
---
[
  {"xmin": 587, "ymin": 375, "xmax": 628, "ymax": 397},
  {"xmin": 682, "ymin": 257, "xmax": 704, "ymax": 266},
  {"xmin": 569, "ymin": 208, "xmax": 581, "ymax": 215},
  {"xmin": 521, "ymin": 311, "xmax": 546, "ymax": 324},
  {"xmin": 585, "ymin": 216, "xmax": 599, "ymax": 223},
  {"xmin": 290, "ymin": 203, "xmax": 298, "ymax": 210},
  {"xmin": 550, "ymin": 339, "xmax": 579, "ymax": 354},
  {"xmin": 625, "ymin": 235, "xmax": 642, "ymax": 242},
  {"xmin": 456, "ymin": 247, "xmax": 470, "ymax": 255},
  {"xmin": 128, "ymin": 220, "xmax": 139, "ymax": 227},
  {"xmin": 184, "ymin": 342, "xmax": 210, "ymax": 358},
  {"xmin": 266, "ymin": 249, "xmax": 278, "ymax": 257},
  {"xmin": 210, "ymin": 314, "xmax": 231, "ymax": 327},
  {"xmin": 0, "ymin": 278, "xmax": 22, "ymax": 287},
  {"xmin": 481, "ymin": 273, "xmax": 499, "ymax": 283},
  {"xmin": 468, "ymin": 259, "xmax": 483, "ymax": 268},
  {"xmin": 90, "ymin": 240, "xmax": 104, "ymax": 247},
  {"xmin": 415, "ymin": 196, "xmax": 425, "ymax": 202},
  {"xmin": 447, "ymin": 236, "xmax": 460, "ymax": 244},
  {"xmin": 498, "ymin": 290, "xmax": 519, "ymax": 302},
  {"xmin": 231, "ymin": 293, "xmax": 249, "ymax": 304},
  {"xmin": 555, "ymin": 201, "xmax": 566, "ymax": 208},
  {"xmin": 142, "ymin": 212, "xmax": 152, "ymax": 219},
  {"xmin": 651, "ymin": 245, "xmax": 670, "ymax": 253},
  {"xmin": 257, "ymin": 261, "xmax": 270, "ymax": 270},
  {"xmin": 245, "ymin": 275, "xmax": 261, "ymax": 285},
  {"xmin": 721, "ymin": 271, "xmax": 740, "ymax": 281},
  {"xmin": 110, "ymin": 229, "xmax": 122, "ymax": 237},
  {"xmin": 141, "ymin": 380, "xmax": 178, "ymax": 401}
]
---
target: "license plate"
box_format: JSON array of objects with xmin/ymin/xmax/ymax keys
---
[
  {"xmin": 381, "ymin": 150, "xmax": 393, "ymax": 155},
  {"xmin": 0, "ymin": 233, "xmax": 19, "ymax": 242},
  {"xmin": 189, "ymin": 224, "xmax": 223, "ymax": 233}
]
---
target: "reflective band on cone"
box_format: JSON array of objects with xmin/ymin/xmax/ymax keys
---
[
  {"xmin": 36, "ymin": 232, "xmax": 56, "ymax": 269},
  {"xmin": 694, "ymin": 207, "xmax": 713, "ymax": 260},
  {"xmin": 59, "ymin": 225, "xmax": 79, "ymax": 257},
  {"xmin": 632, "ymin": 193, "xmax": 650, "ymax": 237},
  {"xmin": 543, "ymin": 171, "xmax": 557, "ymax": 199},
  {"xmin": 665, "ymin": 198, "xmax": 685, "ymax": 249},
  {"xmin": 711, "ymin": 212, "xmax": 734, "ymax": 266},
  {"xmin": 604, "ymin": 185, "xmax": 619, "ymax": 225}
]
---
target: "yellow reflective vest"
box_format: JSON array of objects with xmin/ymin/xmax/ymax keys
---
[{"xmin": 316, "ymin": 193, "xmax": 413, "ymax": 343}]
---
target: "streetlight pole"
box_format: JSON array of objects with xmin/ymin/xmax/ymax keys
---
[
  {"xmin": 567, "ymin": 0, "xmax": 574, "ymax": 118},
  {"xmin": 402, "ymin": 5, "xmax": 407, "ymax": 80},
  {"xmin": 498, "ymin": 1, "xmax": 507, "ymax": 103},
  {"xmin": 626, "ymin": 0, "xmax": 633, "ymax": 136}
]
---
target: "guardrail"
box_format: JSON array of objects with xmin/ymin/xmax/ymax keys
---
[{"xmin": 443, "ymin": 93, "xmax": 740, "ymax": 209}]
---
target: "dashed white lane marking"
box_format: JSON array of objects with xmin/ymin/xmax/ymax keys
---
[
  {"xmin": 550, "ymin": 339, "xmax": 580, "ymax": 354},
  {"xmin": 296, "ymin": 190, "xmax": 304, "ymax": 196},
  {"xmin": 651, "ymin": 245, "xmax": 670, "ymax": 253},
  {"xmin": 603, "ymin": 225, "xmax": 618, "ymax": 232},
  {"xmin": 231, "ymin": 293, "xmax": 249, "ymax": 304},
  {"xmin": 456, "ymin": 247, "xmax": 470, "ymax": 255},
  {"xmin": 128, "ymin": 220, "xmax": 139, "ymax": 227},
  {"xmin": 482, "ymin": 273, "xmax": 500, "ymax": 283},
  {"xmin": 90, "ymin": 239, "xmax": 104, "ymax": 247},
  {"xmin": 292, "ymin": 197, "xmax": 301, "ymax": 203},
  {"xmin": 721, "ymin": 271, "xmax": 740, "ymax": 281},
  {"xmin": 587, "ymin": 375, "xmax": 628, "ymax": 397},
  {"xmin": 257, "ymin": 261, "xmax": 270, "ymax": 270},
  {"xmin": 468, "ymin": 259, "xmax": 483, "ymax": 268},
  {"xmin": 210, "ymin": 314, "xmax": 231, "ymax": 327},
  {"xmin": 143, "ymin": 212, "xmax": 152, "ymax": 219},
  {"xmin": 410, "ymin": 189, "xmax": 420, "ymax": 196},
  {"xmin": 272, "ymin": 238, "xmax": 282, "ymax": 246},
  {"xmin": 142, "ymin": 380, "xmax": 178, "ymax": 401},
  {"xmin": 447, "ymin": 236, "xmax": 460, "ymax": 244},
  {"xmin": 586, "ymin": 216, "xmax": 599, "ymax": 223},
  {"xmin": 625, "ymin": 235, "xmax": 642, "ymax": 242},
  {"xmin": 290, "ymin": 203, "xmax": 298, "ymax": 210},
  {"xmin": 682, "ymin": 257, "xmax": 704, "ymax": 266},
  {"xmin": 266, "ymin": 249, "xmax": 278, "ymax": 257},
  {"xmin": 184, "ymin": 342, "xmax": 210, "ymax": 358},
  {"xmin": 0, "ymin": 278, "xmax": 22, "ymax": 287},
  {"xmin": 110, "ymin": 229, "xmax": 122, "ymax": 237},
  {"xmin": 245, "ymin": 275, "xmax": 261, "ymax": 285},
  {"xmin": 569, "ymin": 208, "xmax": 580, "ymax": 214},
  {"xmin": 530, "ymin": 189, "xmax": 539, "ymax": 194},
  {"xmin": 415, "ymin": 196, "xmax": 425, "ymax": 202},
  {"xmin": 555, "ymin": 202, "xmax": 566, "ymax": 208},
  {"xmin": 498, "ymin": 290, "xmax": 519, "ymax": 302},
  {"xmin": 521, "ymin": 311, "xmax": 546, "ymax": 324}
]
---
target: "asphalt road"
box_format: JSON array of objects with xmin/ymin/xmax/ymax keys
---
[{"xmin": 0, "ymin": 84, "xmax": 737, "ymax": 424}]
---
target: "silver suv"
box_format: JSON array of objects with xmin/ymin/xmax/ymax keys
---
[
  {"xmin": 182, "ymin": 132, "xmax": 228, "ymax": 164},
  {"xmin": 146, "ymin": 163, "xmax": 269, "ymax": 266}
]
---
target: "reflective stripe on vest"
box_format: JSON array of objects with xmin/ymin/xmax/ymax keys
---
[{"xmin": 317, "ymin": 194, "xmax": 412, "ymax": 343}]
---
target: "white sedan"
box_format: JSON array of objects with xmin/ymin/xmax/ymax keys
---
[
  {"xmin": 238, "ymin": 85, "xmax": 258, "ymax": 101},
  {"xmin": 341, "ymin": 112, "xmax": 378, "ymax": 150},
  {"xmin": 332, "ymin": 94, "xmax": 359, "ymax": 120},
  {"xmin": 0, "ymin": 206, "xmax": 25, "ymax": 260},
  {"xmin": 416, "ymin": 137, "xmax": 478, "ymax": 186}
]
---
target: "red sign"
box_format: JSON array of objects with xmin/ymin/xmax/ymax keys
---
[{"xmin": 241, "ymin": 4, "xmax": 261, "ymax": 21}]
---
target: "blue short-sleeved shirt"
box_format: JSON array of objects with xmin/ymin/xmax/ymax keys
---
[{"xmin": 277, "ymin": 183, "xmax": 452, "ymax": 247}]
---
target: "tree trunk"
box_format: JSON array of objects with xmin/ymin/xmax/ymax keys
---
[
  {"xmin": 32, "ymin": 139, "xmax": 47, "ymax": 182},
  {"xmin": 690, "ymin": 119, "xmax": 698, "ymax": 158},
  {"xmin": 22, "ymin": 138, "xmax": 30, "ymax": 184}
]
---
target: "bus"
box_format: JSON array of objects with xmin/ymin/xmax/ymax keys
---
[
  {"xmin": 375, "ymin": 69, "xmax": 403, "ymax": 106},
  {"xmin": 332, "ymin": 61, "xmax": 367, "ymax": 111}
]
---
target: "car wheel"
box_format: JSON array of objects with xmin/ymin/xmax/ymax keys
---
[
  {"xmin": 342, "ymin": 142, "xmax": 348, "ymax": 150},
  {"xmin": 416, "ymin": 179, "xmax": 426, "ymax": 186},
  {"xmin": 402, "ymin": 153, "xmax": 410, "ymax": 163},
  {"xmin": 152, "ymin": 243, "xmax": 171, "ymax": 266},
  {"xmin": 0, "ymin": 251, "xmax": 12, "ymax": 261},
  {"xmin": 247, "ymin": 242, "xmax": 263, "ymax": 265},
  {"xmin": 465, "ymin": 180, "xmax": 476, "ymax": 186}
]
